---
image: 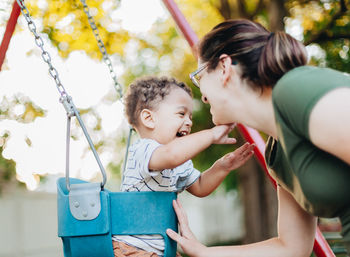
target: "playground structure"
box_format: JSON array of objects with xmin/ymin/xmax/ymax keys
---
[{"xmin": 0, "ymin": 0, "xmax": 337, "ymax": 256}]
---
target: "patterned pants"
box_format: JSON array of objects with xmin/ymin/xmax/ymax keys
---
[{"xmin": 112, "ymin": 241, "xmax": 182, "ymax": 257}]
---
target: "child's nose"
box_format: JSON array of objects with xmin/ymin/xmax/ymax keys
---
[{"xmin": 185, "ymin": 117, "xmax": 192, "ymax": 127}]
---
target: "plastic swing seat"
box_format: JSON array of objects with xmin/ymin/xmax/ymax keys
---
[{"xmin": 57, "ymin": 177, "xmax": 178, "ymax": 257}]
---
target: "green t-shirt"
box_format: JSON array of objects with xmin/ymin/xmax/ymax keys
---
[{"xmin": 265, "ymin": 66, "xmax": 350, "ymax": 242}]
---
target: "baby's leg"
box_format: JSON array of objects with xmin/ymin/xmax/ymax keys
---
[{"xmin": 112, "ymin": 241, "xmax": 158, "ymax": 257}]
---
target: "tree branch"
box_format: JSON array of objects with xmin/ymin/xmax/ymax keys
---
[
  {"xmin": 249, "ymin": 0, "xmax": 265, "ymax": 19},
  {"xmin": 215, "ymin": 0, "xmax": 232, "ymax": 20},
  {"xmin": 237, "ymin": 0, "xmax": 249, "ymax": 19},
  {"xmin": 305, "ymin": 31, "xmax": 350, "ymax": 45},
  {"xmin": 268, "ymin": 0, "xmax": 288, "ymax": 31}
]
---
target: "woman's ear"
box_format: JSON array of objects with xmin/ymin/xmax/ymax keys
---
[
  {"xmin": 219, "ymin": 54, "xmax": 233, "ymax": 86},
  {"xmin": 140, "ymin": 109, "xmax": 155, "ymax": 129}
]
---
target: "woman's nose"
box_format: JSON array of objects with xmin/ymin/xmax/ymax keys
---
[{"xmin": 201, "ymin": 95, "xmax": 208, "ymax": 103}]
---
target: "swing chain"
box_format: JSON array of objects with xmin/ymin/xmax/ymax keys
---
[
  {"xmin": 16, "ymin": 0, "xmax": 108, "ymax": 190},
  {"xmin": 80, "ymin": 0, "xmax": 134, "ymax": 176},
  {"xmin": 80, "ymin": 0, "xmax": 123, "ymax": 99},
  {"xmin": 16, "ymin": 0, "xmax": 68, "ymax": 98}
]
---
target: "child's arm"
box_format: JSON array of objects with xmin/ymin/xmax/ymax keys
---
[
  {"xmin": 187, "ymin": 142, "xmax": 255, "ymax": 197},
  {"xmin": 149, "ymin": 124, "xmax": 236, "ymax": 170}
]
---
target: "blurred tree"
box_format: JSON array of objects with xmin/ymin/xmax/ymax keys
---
[
  {"xmin": 0, "ymin": 132, "xmax": 24, "ymax": 195},
  {"xmin": 0, "ymin": 94, "xmax": 45, "ymax": 193},
  {"xmin": 0, "ymin": 94, "xmax": 45, "ymax": 123}
]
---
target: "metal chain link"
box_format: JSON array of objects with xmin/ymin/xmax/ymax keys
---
[
  {"xmin": 80, "ymin": 0, "xmax": 123, "ymax": 99},
  {"xmin": 16, "ymin": 0, "xmax": 68, "ymax": 98},
  {"xmin": 79, "ymin": 0, "xmax": 133, "ymax": 175},
  {"xmin": 16, "ymin": 0, "xmax": 108, "ymax": 188},
  {"xmin": 17, "ymin": 0, "xmax": 129, "ymax": 179}
]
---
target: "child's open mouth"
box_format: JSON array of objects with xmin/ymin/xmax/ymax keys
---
[{"xmin": 176, "ymin": 131, "xmax": 188, "ymax": 137}]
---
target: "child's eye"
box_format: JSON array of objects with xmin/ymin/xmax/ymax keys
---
[{"xmin": 178, "ymin": 112, "xmax": 185, "ymax": 116}]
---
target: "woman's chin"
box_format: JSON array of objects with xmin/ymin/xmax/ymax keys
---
[
  {"xmin": 212, "ymin": 117, "xmax": 221, "ymax": 126},
  {"xmin": 212, "ymin": 116, "xmax": 234, "ymax": 126}
]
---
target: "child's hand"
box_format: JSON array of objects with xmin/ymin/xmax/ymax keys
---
[
  {"xmin": 211, "ymin": 123, "xmax": 237, "ymax": 144},
  {"xmin": 214, "ymin": 142, "xmax": 255, "ymax": 172}
]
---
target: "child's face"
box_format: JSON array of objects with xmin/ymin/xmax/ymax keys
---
[{"xmin": 152, "ymin": 87, "xmax": 193, "ymax": 144}]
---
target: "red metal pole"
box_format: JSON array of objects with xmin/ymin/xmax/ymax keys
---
[
  {"xmin": 161, "ymin": 0, "xmax": 198, "ymax": 56},
  {"xmin": 236, "ymin": 124, "xmax": 277, "ymax": 187},
  {"xmin": 314, "ymin": 228, "xmax": 337, "ymax": 257},
  {"xmin": 162, "ymin": 0, "xmax": 335, "ymax": 256},
  {"xmin": 0, "ymin": 1, "xmax": 20, "ymax": 71}
]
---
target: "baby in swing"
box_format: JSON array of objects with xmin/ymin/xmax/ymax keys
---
[{"xmin": 112, "ymin": 76, "xmax": 255, "ymax": 257}]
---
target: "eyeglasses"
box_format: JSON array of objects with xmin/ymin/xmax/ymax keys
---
[
  {"xmin": 189, "ymin": 58, "xmax": 238, "ymax": 88},
  {"xmin": 189, "ymin": 63, "xmax": 208, "ymax": 88}
]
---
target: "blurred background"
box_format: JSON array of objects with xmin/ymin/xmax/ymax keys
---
[{"xmin": 0, "ymin": 0, "xmax": 349, "ymax": 256}]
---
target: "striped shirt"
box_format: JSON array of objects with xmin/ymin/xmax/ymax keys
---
[{"xmin": 112, "ymin": 138, "xmax": 200, "ymax": 256}]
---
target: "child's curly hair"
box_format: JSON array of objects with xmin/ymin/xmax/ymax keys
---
[{"xmin": 124, "ymin": 76, "xmax": 192, "ymax": 128}]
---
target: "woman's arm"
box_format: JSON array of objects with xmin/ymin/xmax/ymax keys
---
[
  {"xmin": 149, "ymin": 124, "xmax": 236, "ymax": 170},
  {"xmin": 186, "ymin": 142, "xmax": 255, "ymax": 197},
  {"xmin": 167, "ymin": 186, "xmax": 317, "ymax": 257},
  {"xmin": 309, "ymin": 87, "xmax": 350, "ymax": 165}
]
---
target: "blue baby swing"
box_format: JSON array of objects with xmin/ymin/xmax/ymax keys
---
[{"xmin": 15, "ymin": 0, "xmax": 178, "ymax": 256}]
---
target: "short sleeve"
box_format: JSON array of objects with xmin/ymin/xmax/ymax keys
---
[
  {"xmin": 273, "ymin": 66, "xmax": 350, "ymax": 139},
  {"xmin": 172, "ymin": 160, "xmax": 200, "ymax": 192},
  {"xmin": 133, "ymin": 139, "xmax": 161, "ymax": 178}
]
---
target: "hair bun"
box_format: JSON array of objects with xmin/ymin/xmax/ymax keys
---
[{"xmin": 258, "ymin": 31, "xmax": 307, "ymax": 86}]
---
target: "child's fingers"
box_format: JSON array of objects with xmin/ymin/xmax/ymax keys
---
[
  {"xmin": 221, "ymin": 123, "xmax": 237, "ymax": 134},
  {"xmin": 242, "ymin": 144, "xmax": 255, "ymax": 157},
  {"xmin": 224, "ymin": 137, "xmax": 237, "ymax": 144},
  {"xmin": 240, "ymin": 142, "xmax": 255, "ymax": 152},
  {"xmin": 244, "ymin": 144, "xmax": 256, "ymax": 155},
  {"xmin": 242, "ymin": 149, "xmax": 255, "ymax": 160},
  {"xmin": 228, "ymin": 123, "xmax": 237, "ymax": 131},
  {"xmin": 234, "ymin": 142, "xmax": 251, "ymax": 153},
  {"xmin": 225, "ymin": 143, "xmax": 255, "ymax": 162},
  {"xmin": 248, "ymin": 143, "xmax": 256, "ymax": 151}
]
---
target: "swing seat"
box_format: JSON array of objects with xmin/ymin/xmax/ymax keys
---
[{"xmin": 57, "ymin": 177, "xmax": 178, "ymax": 257}]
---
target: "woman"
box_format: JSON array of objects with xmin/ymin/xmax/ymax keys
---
[{"xmin": 166, "ymin": 19, "xmax": 350, "ymax": 257}]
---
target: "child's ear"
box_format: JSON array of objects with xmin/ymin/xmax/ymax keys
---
[{"xmin": 140, "ymin": 109, "xmax": 155, "ymax": 129}]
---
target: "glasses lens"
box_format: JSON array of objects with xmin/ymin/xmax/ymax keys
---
[
  {"xmin": 193, "ymin": 74, "xmax": 200, "ymax": 87},
  {"xmin": 190, "ymin": 64, "xmax": 206, "ymax": 88}
]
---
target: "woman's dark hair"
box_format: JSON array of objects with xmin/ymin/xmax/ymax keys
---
[
  {"xmin": 124, "ymin": 76, "xmax": 192, "ymax": 128},
  {"xmin": 198, "ymin": 19, "xmax": 307, "ymax": 89}
]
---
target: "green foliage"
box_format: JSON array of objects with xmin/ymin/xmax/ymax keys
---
[
  {"xmin": 288, "ymin": 0, "xmax": 350, "ymax": 73},
  {"xmin": 320, "ymin": 39, "xmax": 350, "ymax": 71},
  {"xmin": 0, "ymin": 94, "xmax": 46, "ymax": 123},
  {"xmin": 27, "ymin": 0, "xmax": 130, "ymax": 59},
  {"xmin": 0, "ymin": 94, "xmax": 45, "ymax": 192}
]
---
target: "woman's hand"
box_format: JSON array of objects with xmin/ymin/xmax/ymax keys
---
[
  {"xmin": 168, "ymin": 188, "xmax": 317, "ymax": 257},
  {"xmin": 166, "ymin": 199, "xmax": 207, "ymax": 257},
  {"xmin": 213, "ymin": 142, "xmax": 255, "ymax": 172}
]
